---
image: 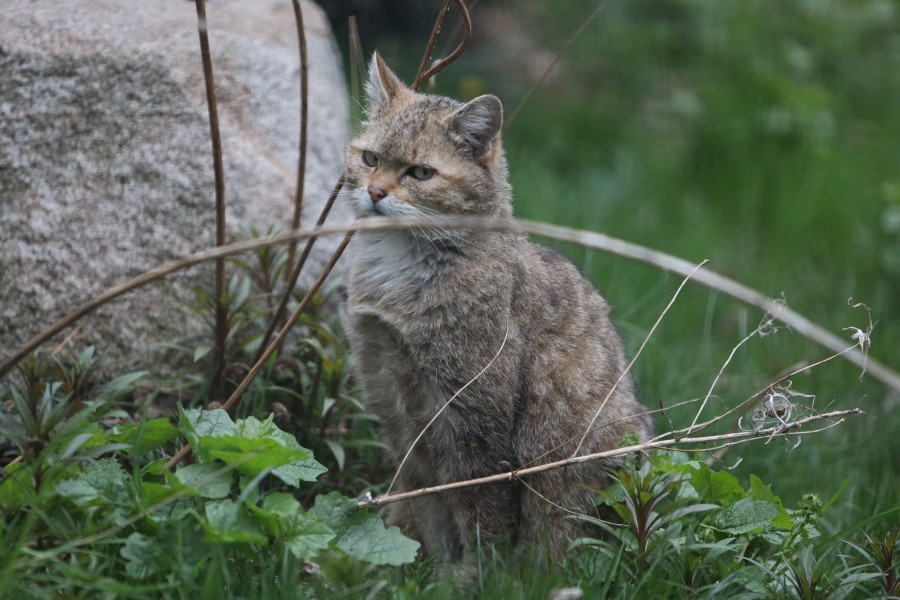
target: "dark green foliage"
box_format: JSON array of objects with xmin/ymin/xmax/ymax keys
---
[{"xmin": 0, "ymin": 349, "xmax": 418, "ymax": 597}]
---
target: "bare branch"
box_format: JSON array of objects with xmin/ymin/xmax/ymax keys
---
[
  {"xmin": 252, "ymin": 178, "xmax": 344, "ymax": 365},
  {"xmin": 284, "ymin": 0, "xmax": 310, "ymax": 286},
  {"xmin": 3, "ymin": 217, "xmax": 898, "ymax": 393},
  {"xmin": 412, "ymin": 0, "xmax": 472, "ymax": 89},
  {"xmin": 192, "ymin": 0, "xmax": 228, "ymax": 399},
  {"xmin": 358, "ymin": 408, "xmax": 862, "ymax": 509}
]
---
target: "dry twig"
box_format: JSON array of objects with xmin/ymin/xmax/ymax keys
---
[
  {"xmin": 192, "ymin": 0, "xmax": 228, "ymax": 399},
  {"xmin": 2, "ymin": 216, "xmax": 897, "ymax": 393},
  {"xmin": 284, "ymin": 0, "xmax": 310, "ymax": 287},
  {"xmin": 359, "ymin": 408, "xmax": 863, "ymax": 509}
]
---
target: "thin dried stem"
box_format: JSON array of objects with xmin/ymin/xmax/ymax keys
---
[
  {"xmin": 50, "ymin": 321, "xmax": 85, "ymax": 356},
  {"xmin": 348, "ymin": 16, "xmax": 365, "ymax": 123},
  {"xmin": 358, "ymin": 408, "xmax": 862, "ymax": 509},
  {"xmin": 252, "ymin": 178, "xmax": 344, "ymax": 365},
  {"xmin": 506, "ymin": 0, "xmax": 611, "ymax": 128},
  {"xmin": 520, "ymin": 478, "xmax": 590, "ymax": 519},
  {"xmin": 668, "ymin": 339, "xmax": 866, "ymax": 442},
  {"xmin": 193, "ymin": 0, "xmax": 228, "ymax": 399},
  {"xmin": 413, "ymin": 0, "xmax": 451, "ymax": 90},
  {"xmin": 685, "ymin": 310, "xmax": 781, "ymax": 437},
  {"xmin": 435, "ymin": 0, "xmax": 481, "ymax": 60},
  {"xmin": 571, "ymin": 260, "xmax": 709, "ymax": 456},
  {"xmin": 284, "ymin": 0, "xmax": 310, "ymax": 287},
  {"xmin": 412, "ymin": 0, "xmax": 472, "ymax": 90},
  {"xmin": 386, "ymin": 321, "xmax": 510, "ymax": 496},
  {"xmin": 3, "ymin": 217, "xmax": 897, "ymax": 392},
  {"xmin": 165, "ymin": 231, "xmax": 354, "ymax": 469}
]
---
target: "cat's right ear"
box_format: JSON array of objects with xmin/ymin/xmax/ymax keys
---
[{"xmin": 365, "ymin": 52, "xmax": 406, "ymax": 115}]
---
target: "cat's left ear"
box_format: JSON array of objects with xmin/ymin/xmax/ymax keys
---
[{"xmin": 450, "ymin": 95, "xmax": 503, "ymax": 159}]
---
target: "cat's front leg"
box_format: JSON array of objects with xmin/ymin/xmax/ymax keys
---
[{"xmin": 446, "ymin": 481, "xmax": 520, "ymax": 561}]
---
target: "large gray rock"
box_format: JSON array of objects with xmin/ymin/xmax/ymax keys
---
[{"xmin": 0, "ymin": 0, "xmax": 352, "ymax": 370}]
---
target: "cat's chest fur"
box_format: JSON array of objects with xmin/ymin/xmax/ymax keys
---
[
  {"xmin": 345, "ymin": 230, "xmax": 522, "ymax": 426},
  {"xmin": 346, "ymin": 231, "xmax": 513, "ymax": 339}
]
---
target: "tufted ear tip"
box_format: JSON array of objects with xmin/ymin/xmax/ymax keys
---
[
  {"xmin": 450, "ymin": 94, "xmax": 503, "ymax": 157},
  {"xmin": 364, "ymin": 51, "xmax": 407, "ymax": 115}
]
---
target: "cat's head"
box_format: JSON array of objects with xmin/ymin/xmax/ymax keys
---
[{"xmin": 345, "ymin": 53, "xmax": 511, "ymax": 221}]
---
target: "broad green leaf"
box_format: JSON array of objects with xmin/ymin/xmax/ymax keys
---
[
  {"xmin": 684, "ymin": 462, "xmax": 746, "ymax": 507},
  {"xmin": 748, "ymin": 474, "xmax": 793, "ymax": 529},
  {"xmin": 111, "ymin": 418, "xmax": 179, "ymax": 455},
  {"xmin": 200, "ymin": 436, "xmax": 308, "ymax": 480},
  {"xmin": 178, "ymin": 407, "xmax": 235, "ymax": 447},
  {"xmin": 715, "ymin": 497, "xmax": 781, "ymax": 534},
  {"xmin": 204, "ymin": 500, "xmax": 267, "ymax": 544},
  {"xmin": 283, "ymin": 516, "xmax": 335, "ymax": 559},
  {"xmin": 335, "ymin": 509, "xmax": 421, "ymax": 565},
  {"xmin": 121, "ymin": 532, "xmax": 161, "ymax": 580},
  {"xmin": 175, "ymin": 463, "xmax": 232, "ymax": 499},
  {"xmin": 55, "ymin": 478, "xmax": 97, "ymax": 504},
  {"xmin": 217, "ymin": 414, "xmax": 326, "ymax": 485},
  {"xmin": 310, "ymin": 492, "xmax": 420, "ymax": 565},
  {"xmin": 55, "ymin": 459, "xmax": 131, "ymax": 507},
  {"xmin": 180, "ymin": 410, "xmax": 326, "ymax": 486},
  {"xmin": 139, "ymin": 481, "xmax": 181, "ymax": 506},
  {"xmin": 271, "ymin": 458, "xmax": 327, "ymax": 487},
  {"xmin": 246, "ymin": 497, "xmax": 285, "ymax": 537},
  {"xmin": 55, "ymin": 459, "xmax": 134, "ymax": 523},
  {"xmin": 308, "ymin": 491, "xmax": 358, "ymax": 535},
  {"xmin": 249, "ymin": 492, "xmax": 335, "ymax": 559}
]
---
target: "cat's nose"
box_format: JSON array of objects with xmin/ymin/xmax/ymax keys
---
[{"xmin": 367, "ymin": 184, "xmax": 387, "ymax": 203}]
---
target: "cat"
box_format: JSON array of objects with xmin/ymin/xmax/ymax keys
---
[{"xmin": 342, "ymin": 52, "xmax": 653, "ymax": 562}]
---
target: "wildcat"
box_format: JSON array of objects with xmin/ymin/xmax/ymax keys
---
[{"xmin": 342, "ymin": 53, "xmax": 653, "ymax": 562}]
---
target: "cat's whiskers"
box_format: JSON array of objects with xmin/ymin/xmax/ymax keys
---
[{"xmin": 411, "ymin": 204, "xmax": 478, "ymax": 252}]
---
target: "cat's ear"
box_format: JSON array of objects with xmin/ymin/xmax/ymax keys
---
[
  {"xmin": 449, "ymin": 95, "xmax": 503, "ymax": 159},
  {"xmin": 365, "ymin": 51, "xmax": 406, "ymax": 114}
]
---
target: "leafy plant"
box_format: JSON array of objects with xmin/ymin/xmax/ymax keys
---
[
  {"xmin": 0, "ymin": 345, "xmax": 418, "ymax": 597},
  {"xmin": 570, "ymin": 452, "xmax": 899, "ymax": 598},
  {"xmin": 844, "ymin": 526, "xmax": 900, "ymax": 597}
]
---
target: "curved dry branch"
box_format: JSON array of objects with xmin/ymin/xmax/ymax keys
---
[
  {"xmin": 3, "ymin": 217, "xmax": 897, "ymax": 393},
  {"xmin": 412, "ymin": 0, "xmax": 472, "ymax": 90}
]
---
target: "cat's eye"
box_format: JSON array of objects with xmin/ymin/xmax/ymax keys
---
[
  {"xmin": 407, "ymin": 165, "xmax": 435, "ymax": 181},
  {"xmin": 362, "ymin": 149, "xmax": 379, "ymax": 168}
]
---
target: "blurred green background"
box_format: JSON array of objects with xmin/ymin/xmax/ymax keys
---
[{"xmin": 326, "ymin": 0, "xmax": 899, "ymax": 528}]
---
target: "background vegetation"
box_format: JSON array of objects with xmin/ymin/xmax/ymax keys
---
[{"xmin": 1, "ymin": 0, "xmax": 898, "ymax": 597}]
